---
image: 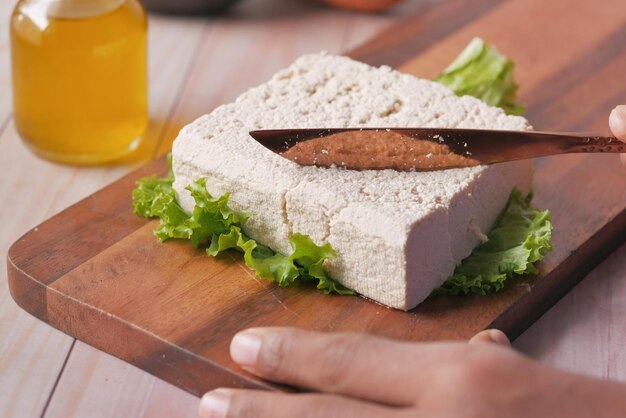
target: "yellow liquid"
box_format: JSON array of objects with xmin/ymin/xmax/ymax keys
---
[{"xmin": 11, "ymin": 0, "xmax": 148, "ymax": 165}]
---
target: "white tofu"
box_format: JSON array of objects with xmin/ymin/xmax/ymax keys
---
[{"xmin": 172, "ymin": 52, "xmax": 533, "ymax": 310}]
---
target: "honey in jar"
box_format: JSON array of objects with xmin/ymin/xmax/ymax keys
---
[{"xmin": 10, "ymin": 0, "xmax": 148, "ymax": 165}]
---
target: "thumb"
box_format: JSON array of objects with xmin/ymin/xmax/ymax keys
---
[
  {"xmin": 609, "ymin": 105, "xmax": 626, "ymax": 141},
  {"xmin": 610, "ymin": 106, "xmax": 626, "ymax": 166},
  {"xmin": 468, "ymin": 329, "xmax": 511, "ymax": 347}
]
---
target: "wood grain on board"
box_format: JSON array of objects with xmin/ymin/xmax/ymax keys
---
[{"xmin": 7, "ymin": 0, "xmax": 626, "ymax": 398}]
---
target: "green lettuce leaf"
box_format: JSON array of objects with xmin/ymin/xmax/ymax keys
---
[
  {"xmin": 133, "ymin": 172, "xmax": 354, "ymax": 296},
  {"xmin": 132, "ymin": 154, "xmax": 175, "ymax": 218},
  {"xmin": 435, "ymin": 37, "xmax": 524, "ymax": 115},
  {"xmin": 434, "ymin": 189, "xmax": 552, "ymax": 296},
  {"xmin": 432, "ymin": 38, "xmax": 550, "ymax": 295},
  {"xmin": 131, "ymin": 155, "xmax": 195, "ymax": 241}
]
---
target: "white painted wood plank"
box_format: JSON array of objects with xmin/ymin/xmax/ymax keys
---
[
  {"xmin": 515, "ymin": 242, "xmax": 626, "ymax": 382},
  {"xmin": 0, "ymin": 320, "xmax": 70, "ymax": 418},
  {"xmin": 127, "ymin": 15, "xmax": 208, "ymax": 162},
  {"xmin": 0, "ymin": 115, "xmax": 135, "ymax": 417},
  {"xmin": 43, "ymin": 341, "xmax": 199, "ymax": 418},
  {"xmin": 0, "ymin": 120, "xmax": 79, "ymax": 418}
]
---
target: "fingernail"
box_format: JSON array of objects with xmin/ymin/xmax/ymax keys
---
[
  {"xmin": 199, "ymin": 389, "xmax": 231, "ymax": 418},
  {"xmin": 488, "ymin": 329, "xmax": 511, "ymax": 347},
  {"xmin": 230, "ymin": 330, "xmax": 263, "ymax": 368},
  {"xmin": 609, "ymin": 105, "xmax": 626, "ymax": 140}
]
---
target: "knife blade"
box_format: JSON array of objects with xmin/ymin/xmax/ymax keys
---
[{"xmin": 248, "ymin": 128, "xmax": 625, "ymax": 172}]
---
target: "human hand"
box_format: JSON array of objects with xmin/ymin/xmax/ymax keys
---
[
  {"xmin": 198, "ymin": 327, "xmax": 626, "ymax": 418},
  {"xmin": 609, "ymin": 105, "xmax": 626, "ymax": 165}
]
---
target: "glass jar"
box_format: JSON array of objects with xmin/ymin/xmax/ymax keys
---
[{"xmin": 10, "ymin": 0, "xmax": 148, "ymax": 165}]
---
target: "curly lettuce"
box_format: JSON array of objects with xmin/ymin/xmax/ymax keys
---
[
  {"xmin": 131, "ymin": 154, "xmax": 175, "ymax": 219},
  {"xmin": 132, "ymin": 163, "xmax": 353, "ymax": 295},
  {"xmin": 435, "ymin": 37, "xmax": 524, "ymax": 115},
  {"xmin": 435, "ymin": 189, "xmax": 553, "ymax": 296}
]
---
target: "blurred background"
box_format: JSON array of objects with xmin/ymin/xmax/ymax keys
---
[{"xmin": 129, "ymin": 0, "xmax": 435, "ymax": 162}]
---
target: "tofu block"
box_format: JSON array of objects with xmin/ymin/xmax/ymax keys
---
[{"xmin": 172, "ymin": 52, "xmax": 533, "ymax": 310}]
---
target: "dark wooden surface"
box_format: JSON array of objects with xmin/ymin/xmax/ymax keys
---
[{"xmin": 7, "ymin": 0, "xmax": 626, "ymax": 397}]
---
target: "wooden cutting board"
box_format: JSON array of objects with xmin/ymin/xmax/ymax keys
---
[{"xmin": 7, "ymin": 0, "xmax": 626, "ymax": 397}]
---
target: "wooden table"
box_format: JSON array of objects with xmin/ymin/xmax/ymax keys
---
[{"xmin": 1, "ymin": 0, "xmax": 625, "ymax": 416}]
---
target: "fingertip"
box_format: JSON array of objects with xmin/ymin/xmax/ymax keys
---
[
  {"xmin": 199, "ymin": 389, "xmax": 232, "ymax": 418},
  {"xmin": 230, "ymin": 330, "xmax": 263, "ymax": 369},
  {"xmin": 487, "ymin": 329, "xmax": 511, "ymax": 347},
  {"xmin": 609, "ymin": 105, "xmax": 626, "ymax": 141},
  {"xmin": 469, "ymin": 329, "xmax": 511, "ymax": 347}
]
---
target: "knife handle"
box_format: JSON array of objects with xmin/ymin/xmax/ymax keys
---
[{"xmin": 564, "ymin": 135, "xmax": 626, "ymax": 154}]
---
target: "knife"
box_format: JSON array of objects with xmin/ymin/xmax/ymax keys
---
[{"xmin": 248, "ymin": 128, "xmax": 625, "ymax": 172}]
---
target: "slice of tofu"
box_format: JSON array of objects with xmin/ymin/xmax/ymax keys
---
[{"xmin": 172, "ymin": 52, "xmax": 533, "ymax": 310}]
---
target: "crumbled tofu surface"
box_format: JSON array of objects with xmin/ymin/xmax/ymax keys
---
[{"xmin": 172, "ymin": 52, "xmax": 533, "ymax": 310}]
